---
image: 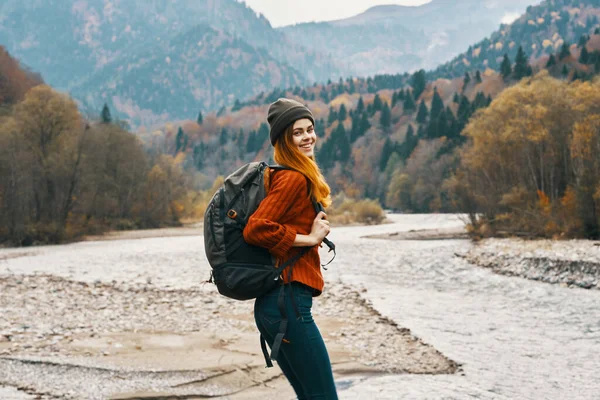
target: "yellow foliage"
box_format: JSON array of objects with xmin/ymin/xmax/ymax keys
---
[
  {"xmin": 454, "ymin": 72, "xmax": 600, "ymax": 238},
  {"xmin": 537, "ymin": 190, "xmax": 551, "ymax": 215}
]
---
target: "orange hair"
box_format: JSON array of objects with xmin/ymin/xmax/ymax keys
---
[{"xmin": 273, "ymin": 124, "xmax": 332, "ymax": 208}]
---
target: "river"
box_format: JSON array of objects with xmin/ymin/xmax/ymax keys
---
[{"xmin": 1, "ymin": 214, "xmax": 598, "ymax": 399}]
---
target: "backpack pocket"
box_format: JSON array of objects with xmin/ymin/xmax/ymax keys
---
[{"xmin": 213, "ymin": 263, "xmax": 280, "ymax": 300}]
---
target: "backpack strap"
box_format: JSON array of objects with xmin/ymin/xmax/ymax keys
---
[
  {"xmin": 268, "ymin": 164, "xmax": 336, "ymax": 257},
  {"xmin": 312, "ymin": 199, "xmax": 336, "ymax": 268},
  {"xmin": 261, "ymin": 247, "xmax": 310, "ymax": 367}
]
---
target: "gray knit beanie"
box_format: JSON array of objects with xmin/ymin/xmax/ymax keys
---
[{"xmin": 267, "ymin": 98, "xmax": 315, "ymax": 145}]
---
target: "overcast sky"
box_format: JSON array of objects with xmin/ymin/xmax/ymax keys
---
[{"xmin": 241, "ymin": 0, "xmax": 432, "ymax": 28}]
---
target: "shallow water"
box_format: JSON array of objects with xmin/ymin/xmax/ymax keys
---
[{"xmin": 1, "ymin": 214, "xmax": 599, "ymax": 399}]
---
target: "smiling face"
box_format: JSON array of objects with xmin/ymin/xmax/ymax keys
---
[{"xmin": 291, "ymin": 118, "xmax": 317, "ymax": 157}]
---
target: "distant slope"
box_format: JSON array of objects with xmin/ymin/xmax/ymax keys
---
[
  {"xmin": 150, "ymin": 0, "xmax": 600, "ymax": 204},
  {"xmin": 0, "ymin": 0, "xmax": 339, "ymax": 125},
  {"xmin": 431, "ymin": 0, "xmax": 600, "ymax": 78},
  {"xmin": 70, "ymin": 24, "xmax": 305, "ymax": 128},
  {"xmin": 280, "ymin": 0, "xmax": 537, "ymax": 77}
]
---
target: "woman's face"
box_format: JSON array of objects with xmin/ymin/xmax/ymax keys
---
[{"xmin": 291, "ymin": 118, "xmax": 317, "ymax": 157}]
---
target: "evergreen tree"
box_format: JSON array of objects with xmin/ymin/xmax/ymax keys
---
[
  {"xmin": 316, "ymin": 139, "xmax": 335, "ymax": 169},
  {"xmin": 333, "ymin": 123, "xmax": 351, "ymax": 162},
  {"xmin": 258, "ymin": 123, "xmax": 269, "ymax": 141},
  {"xmin": 562, "ymin": 64, "xmax": 569, "ymax": 77},
  {"xmin": 436, "ymin": 109, "xmax": 448, "ymax": 138},
  {"xmin": 197, "ymin": 110, "xmax": 203, "ymax": 125},
  {"xmin": 473, "ymin": 91, "xmax": 487, "ymax": 111},
  {"xmin": 457, "ymin": 95, "xmax": 472, "ymax": 129},
  {"xmin": 463, "ymin": 72, "xmax": 471, "ymax": 88},
  {"xmin": 359, "ymin": 111, "xmax": 370, "ymax": 138},
  {"xmin": 430, "ymin": 88, "xmax": 444, "ymax": 121},
  {"xmin": 513, "ymin": 46, "xmax": 530, "ymax": 80},
  {"xmin": 246, "ymin": 131, "xmax": 257, "ymax": 153},
  {"xmin": 559, "ymin": 42, "xmax": 571, "ymax": 60},
  {"xmin": 596, "ymin": 27, "xmax": 600, "ymax": 35},
  {"xmin": 101, "ymin": 103, "xmax": 112, "ymax": 123},
  {"xmin": 348, "ymin": 78, "xmax": 356, "ymax": 94},
  {"xmin": 219, "ymin": 128, "xmax": 228, "ymax": 145},
  {"xmin": 315, "ymin": 118, "xmax": 326, "ymax": 138},
  {"xmin": 475, "ymin": 70, "xmax": 482, "ymax": 83},
  {"xmin": 399, "ymin": 124, "xmax": 417, "ymax": 160},
  {"xmin": 546, "ymin": 54, "xmax": 557, "ymax": 68},
  {"xmin": 571, "ymin": 70, "xmax": 580, "ymax": 81},
  {"xmin": 578, "ymin": 34, "xmax": 588, "ymax": 48},
  {"xmin": 338, "ymin": 104, "xmax": 347, "ymax": 121},
  {"xmin": 373, "ymin": 94, "xmax": 383, "ymax": 111},
  {"xmin": 453, "ymin": 92, "xmax": 460, "ymax": 103},
  {"xmin": 445, "ymin": 106, "xmax": 459, "ymax": 140},
  {"xmin": 380, "ymin": 138, "xmax": 394, "ymax": 171},
  {"xmin": 501, "ymin": 54, "xmax": 512, "ymax": 80},
  {"xmin": 356, "ymin": 96, "xmax": 365, "ymax": 114},
  {"xmin": 320, "ymin": 89, "xmax": 330, "ymax": 103},
  {"xmin": 411, "ymin": 70, "xmax": 427, "ymax": 100},
  {"xmin": 176, "ymin": 127, "xmax": 185, "ymax": 153},
  {"xmin": 579, "ymin": 46, "xmax": 590, "ymax": 64},
  {"xmin": 416, "ymin": 100, "xmax": 429, "ymax": 124},
  {"xmin": 380, "ymin": 102, "xmax": 392, "ymax": 130},
  {"xmin": 232, "ymin": 99, "xmax": 242, "ymax": 112},
  {"xmin": 327, "ymin": 106, "xmax": 338, "ymax": 126},
  {"xmin": 403, "ymin": 91, "xmax": 416, "ymax": 113}
]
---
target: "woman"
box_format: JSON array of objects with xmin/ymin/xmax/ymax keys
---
[{"xmin": 243, "ymin": 98, "xmax": 338, "ymax": 399}]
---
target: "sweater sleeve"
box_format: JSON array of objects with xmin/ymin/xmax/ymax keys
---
[{"xmin": 243, "ymin": 170, "xmax": 307, "ymax": 259}]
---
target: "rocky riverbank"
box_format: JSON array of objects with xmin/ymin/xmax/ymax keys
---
[
  {"xmin": 0, "ymin": 273, "xmax": 457, "ymax": 399},
  {"xmin": 464, "ymin": 238, "xmax": 600, "ymax": 290}
]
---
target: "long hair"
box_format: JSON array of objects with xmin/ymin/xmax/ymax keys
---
[{"xmin": 274, "ymin": 124, "xmax": 332, "ymax": 208}]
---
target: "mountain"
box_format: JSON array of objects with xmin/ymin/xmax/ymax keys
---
[
  {"xmin": 280, "ymin": 0, "xmax": 538, "ymax": 77},
  {"xmin": 0, "ymin": 0, "xmax": 339, "ymax": 123},
  {"xmin": 70, "ymin": 24, "xmax": 305, "ymax": 128},
  {"xmin": 431, "ymin": 0, "xmax": 600, "ymax": 78},
  {"xmin": 147, "ymin": 0, "xmax": 600, "ymax": 208}
]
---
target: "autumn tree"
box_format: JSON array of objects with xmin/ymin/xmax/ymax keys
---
[{"xmin": 450, "ymin": 71, "xmax": 600, "ymax": 238}]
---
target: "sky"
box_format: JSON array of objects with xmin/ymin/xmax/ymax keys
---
[{"xmin": 241, "ymin": 0, "xmax": 432, "ymax": 28}]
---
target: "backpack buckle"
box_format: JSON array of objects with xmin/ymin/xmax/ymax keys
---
[{"xmin": 227, "ymin": 209, "xmax": 237, "ymax": 219}]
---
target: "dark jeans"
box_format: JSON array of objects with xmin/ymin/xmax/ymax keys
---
[{"xmin": 254, "ymin": 282, "xmax": 338, "ymax": 400}]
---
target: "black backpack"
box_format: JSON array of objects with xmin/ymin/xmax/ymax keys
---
[{"xmin": 203, "ymin": 161, "xmax": 335, "ymax": 366}]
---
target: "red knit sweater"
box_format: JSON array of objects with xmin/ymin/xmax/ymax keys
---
[{"xmin": 243, "ymin": 169, "xmax": 323, "ymax": 295}]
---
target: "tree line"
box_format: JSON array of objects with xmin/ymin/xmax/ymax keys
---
[{"xmin": 0, "ymin": 85, "xmax": 208, "ymax": 246}]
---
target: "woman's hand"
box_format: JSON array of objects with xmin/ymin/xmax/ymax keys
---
[{"xmin": 310, "ymin": 211, "xmax": 330, "ymax": 245}]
